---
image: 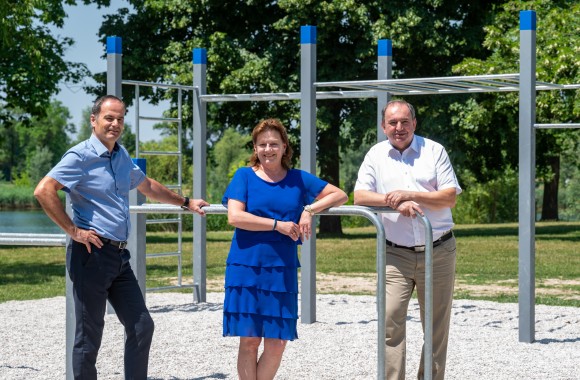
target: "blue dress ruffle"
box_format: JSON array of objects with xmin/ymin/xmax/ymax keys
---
[{"xmin": 222, "ymin": 167, "xmax": 327, "ymax": 341}]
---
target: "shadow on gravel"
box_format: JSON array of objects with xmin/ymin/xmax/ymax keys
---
[
  {"xmin": 536, "ymin": 337, "xmax": 580, "ymax": 344},
  {"xmin": 148, "ymin": 302, "xmax": 224, "ymax": 314},
  {"xmin": 149, "ymin": 374, "xmax": 228, "ymax": 380}
]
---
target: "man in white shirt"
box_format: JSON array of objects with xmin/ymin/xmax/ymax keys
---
[{"xmin": 354, "ymin": 99, "xmax": 462, "ymax": 380}]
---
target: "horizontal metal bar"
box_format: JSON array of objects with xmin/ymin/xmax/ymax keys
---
[
  {"xmin": 146, "ymin": 252, "xmax": 182, "ymax": 258},
  {"xmin": 534, "ymin": 123, "xmax": 580, "ymax": 129},
  {"xmin": 316, "ymin": 73, "xmax": 520, "ymax": 88},
  {"xmin": 200, "ymin": 90, "xmax": 377, "ymax": 103},
  {"xmin": 146, "ymin": 218, "xmax": 181, "ymax": 224},
  {"xmin": 147, "ymin": 284, "xmax": 194, "ymax": 292},
  {"xmin": 122, "ymin": 80, "xmax": 195, "ymax": 91},
  {"xmin": 138, "ymin": 151, "xmax": 182, "ymax": 156},
  {"xmin": 0, "ymin": 233, "xmax": 65, "ymax": 239},
  {"xmin": 139, "ymin": 116, "xmax": 180, "ymax": 123},
  {"xmin": 0, "ymin": 205, "xmax": 397, "ymax": 247},
  {"xmin": 315, "ymin": 74, "xmax": 576, "ymax": 95},
  {"xmin": 0, "ymin": 236, "xmax": 66, "ymax": 246},
  {"xmin": 130, "ymin": 203, "xmax": 397, "ymax": 216}
]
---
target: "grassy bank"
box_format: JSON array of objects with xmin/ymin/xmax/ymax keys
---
[
  {"xmin": 1, "ymin": 222, "xmax": 578, "ymax": 306},
  {"xmin": 0, "ymin": 183, "xmax": 65, "ymax": 209}
]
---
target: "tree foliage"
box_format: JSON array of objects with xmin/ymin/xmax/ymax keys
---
[
  {"xmin": 207, "ymin": 128, "xmax": 251, "ymax": 202},
  {"xmin": 0, "ymin": 100, "xmax": 75, "ymax": 183},
  {"xmin": 88, "ymin": 0, "xmax": 507, "ymax": 231},
  {"xmin": 452, "ymin": 0, "xmax": 580, "ymax": 220},
  {"xmin": 0, "ymin": 0, "xmax": 89, "ymax": 122}
]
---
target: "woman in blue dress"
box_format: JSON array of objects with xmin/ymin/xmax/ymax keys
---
[{"xmin": 222, "ymin": 118, "xmax": 347, "ymax": 379}]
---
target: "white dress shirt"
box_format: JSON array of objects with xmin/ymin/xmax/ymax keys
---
[{"xmin": 354, "ymin": 135, "xmax": 462, "ymax": 246}]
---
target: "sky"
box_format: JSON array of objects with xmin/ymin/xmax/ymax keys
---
[{"xmin": 52, "ymin": 1, "xmax": 169, "ymax": 142}]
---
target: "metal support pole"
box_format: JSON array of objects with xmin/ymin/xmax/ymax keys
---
[
  {"xmin": 105, "ymin": 36, "xmax": 123, "ymax": 317},
  {"xmin": 377, "ymin": 39, "xmax": 392, "ymax": 142},
  {"xmin": 129, "ymin": 158, "xmax": 147, "ymax": 297},
  {"xmin": 518, "ymin": 10, "xmax": 537, "ymax": 343},
  {"xmin": 106, "ymin": 36, "xmax": 122, "ymax": 98},
  {"xmin": 192, "ymin": 48, "xmax": 208, "ymax": 303},
  {"xmin": 300, "ymin": 25, "xmax": 318, "ymax": 324},
  {"xmin": 423, "ymin": 216, "xmax": 434, "ymax": 380},
  {"xmin": 65, "ymin": 196, "xmax": 74, "ymax": 380}
]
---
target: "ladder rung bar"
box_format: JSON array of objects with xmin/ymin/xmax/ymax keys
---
[
  {"xmin": 139, "ymin": 151, "xmax": 182, "ymax": 156},
  {"xmin": 139, "ymin": 116, "xmax": 180, "ymax": 122},
  {"xmin": 146, "ymin": 218, "xmax": 181, "ymax": 224},
  {"xmin": 146, "ymin": 251, "xmax": 182, "ymax": 258},
  {"xmin": 146, "ymin": 284, "xmax": 194, "ymax": 292}
]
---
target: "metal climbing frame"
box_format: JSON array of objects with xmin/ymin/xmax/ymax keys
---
[
  {"xmin": 123, "ymin": 79, "xmax": 196, "ymax": 292},
  {"xmin": 191, "ymin": 14, "xmax": 580, "ymax": 345},
  {"xmin": 75, "ymin": 9, "xmax": 579, "ymax": 380}
]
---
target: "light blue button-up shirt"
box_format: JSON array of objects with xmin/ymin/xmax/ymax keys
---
[{"xmin": 47, "ymin": 134, "xmax": 146, "ymax": 241}]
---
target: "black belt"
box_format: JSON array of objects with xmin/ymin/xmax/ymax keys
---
[
  {"xmin": 101, "ymin": 238, "xmax": 128, "ymax": 250},
  {"xmin": 386, "ymin": 230, "xmax": 453, "ymax": 252}
]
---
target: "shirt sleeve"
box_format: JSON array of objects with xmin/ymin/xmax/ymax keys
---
[
  {"xmin": 222, "ymin": 167, "xmax": 248, "ymax": 207},
  {"xmin": 46, "ymin": 151, "xmax": 85, "ymax": 193},
  {"xmin": 129, "ymin": 161, "xmax": 146, "ymax": 190},
  {"xmin": 299, "ymin": 170, "xmax": 328, "ymax": 204},
  {"xmin": 354, "ymin": 150, "xmax": 378, "ymax": 192},
  {"xmin": 434, "ymin": 145, "xmax": 462, "ymax": 194}
]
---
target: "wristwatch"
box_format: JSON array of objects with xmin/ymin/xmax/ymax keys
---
[
  {"xmin": 304, "ymin": 204, "xmax": 314, "ymax": 215},
  {"xmin": 181, "ymin": 196, "xmax": 190, "ymax": 210}
]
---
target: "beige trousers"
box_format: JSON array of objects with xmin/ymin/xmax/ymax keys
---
[{"xmin": 384, "ymin": 236, "xmax": 456, "ymax": 380}]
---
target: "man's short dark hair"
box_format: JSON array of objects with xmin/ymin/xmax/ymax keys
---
[{"xmin": 91, "ymin": 95, "xmax": 126, "ymax": 117}]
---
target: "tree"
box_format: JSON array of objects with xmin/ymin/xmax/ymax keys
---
[
  {"xmin": 28, "ymin": 146, "xmax": 54, "ymax": 185},
  {"xmin": 452, "ymin": 0, "xmax": 580, "ymax": 220},
  {"xmin": 208, "ymin": 129, "xmax": 251, "ymax": 202},
  {"xmin": 0, "ymin": 100, "xmax": 74, "ymax": 183},
  {"xmin": 91, "ymin": 0, "xmax": 504, "ymax": 232},
  {"xmin": 0, "ymin": 0, "xmax": 89, "ymax": 122},
  {"xmin": 74, "ymin": 107, "xmax": 93, "ymax": 143}
]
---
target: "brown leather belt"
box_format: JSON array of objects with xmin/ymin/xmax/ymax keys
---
[
  {"xmin": 386, "ymin": 230, "xmax": 453, "ymax": 252},
  {"xmin": 101, "ymin": 238, "xmax": 128, "ymax": 250}
]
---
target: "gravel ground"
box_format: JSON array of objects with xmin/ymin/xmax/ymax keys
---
[{"xmin": 1, "ymin": 293, "xmax": 579, "ymax": 380}]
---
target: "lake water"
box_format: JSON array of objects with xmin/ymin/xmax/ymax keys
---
[{"xmin": 0, "ymin": 210, "xmax": 62, "ymax": 234}]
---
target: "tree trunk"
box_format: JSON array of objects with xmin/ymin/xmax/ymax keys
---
[
  {"xmin": 317, "ymin": 101, "xmax": 343, "ymax": 235},
  {"xmin": 541, "ymin": 155, "xmax": 560, "ymax": 221}
]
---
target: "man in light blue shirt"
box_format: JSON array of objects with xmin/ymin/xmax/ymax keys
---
[{"xmin": 35, "ymin": 95, "xmax": 209, "ymax": 379}]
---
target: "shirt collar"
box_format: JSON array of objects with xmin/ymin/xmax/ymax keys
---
[
  {"xmin": 386, "ymin": 135, "xmax": 419, "ymax": 155},
  {"xmin": 89, "ymin": 134, "xmax": 119, "ymax": 157}
]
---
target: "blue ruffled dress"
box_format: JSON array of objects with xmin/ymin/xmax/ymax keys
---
[{"xmin": 222, "ymin": 167, "xmax": 327, "ymax": 341}]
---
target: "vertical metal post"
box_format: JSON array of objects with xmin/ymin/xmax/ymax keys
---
[
  {"xmin": 106, "ymin": 36, "xmax": 123, "ymax": 317},
  {"xmin": 129, "ymin": 158, "xmax": 147, "ymax": 298},
  {"xmin": 518, "ymin": 10, "xmax": 537, "ymax": 343},
  {"xmin": 192, "ymin": 48, "xmax": 208, "ymax": 303},
  {"xmin": 423, "ymin": 221, "xmax": 434, "ymax": 380},
  {"xmin": 377, "ymin": 39, "xmax": 392, "ymax": 142},
  {"xmin": 65, "ymin": 196, "xmax": 74, "ymax": 380},
  {"xmin": 106, "ymin": 36, "xmax": 122, "ymax": 98},
  {"xmin": 134, "ymin": 85, "xmax": 140, "ymax": 157},
  {"xmin": 177, "ymin": 88, "xmax": 184, "ymax": 285},
  {"xmin": 300, "ymin": 25, "xmax": 317, "ymax": 324}
]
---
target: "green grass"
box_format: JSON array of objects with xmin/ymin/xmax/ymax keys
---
[{"xmin": 1, "ymin": 222, "xmax": 578, "ymax": 306}]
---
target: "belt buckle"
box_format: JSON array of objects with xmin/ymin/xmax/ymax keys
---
[
  {"xmin": 413, "ymin": 246, "xmax": 425, "ymax": 252},
  {"xmin": 118, "ymin": 241, "xmax": 127, "ymax": 250}
]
